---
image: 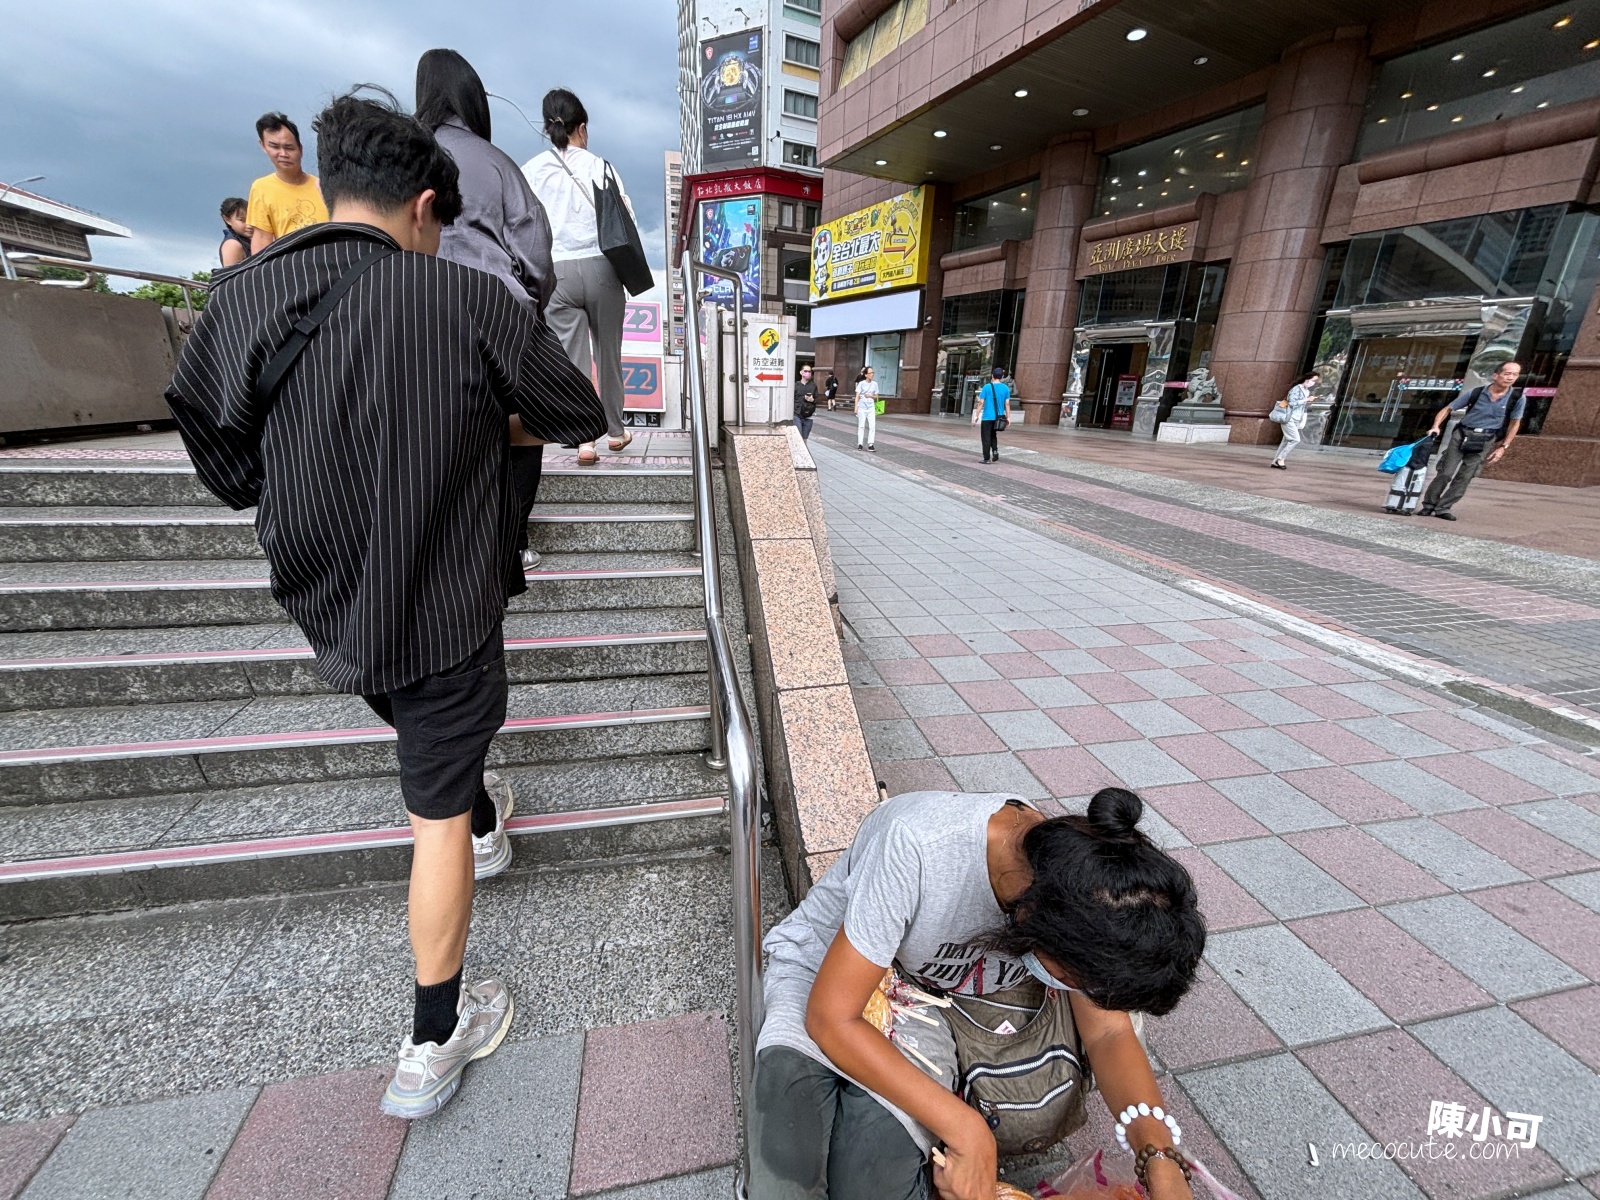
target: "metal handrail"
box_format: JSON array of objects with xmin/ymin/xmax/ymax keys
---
[
  {"xmin": 682, "ymin": 251, "xmax": 763, "ymax": 1198},
  {"xmin": 692, "ymin": 258, "xmax": 747, "ymax": 429},
  {"xmin": 6, "ymin": 254, "xmax": 210, "ymax": 321}
]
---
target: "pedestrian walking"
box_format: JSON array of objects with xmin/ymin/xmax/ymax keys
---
[
  {"xmin": 824, "ymin": 370, "xmax": 840, "ymax": 410},
  {"xmin": 416, "ymin": 48, "xmax": 556, "ymax": 569},
  {"xmin": 218, "ymin": 198, "xmax": 254, "ymax": 268},
  {"xmin": 524, "ymin": 88, "xmax": 637, "ymax": 466},
  {"xmin": 971, "ymin": 365, "xmax": 1011, "ymax": 463},
  {"xmin": 749, "ymin": 788, "xmax": 1204, "ymax": 1199},
  {"xmin": 1269, "ymin": 371, "xmax": 1319, "ymax": 469},
  {"xmin": 245, "ymin": 112, "xmax": 328, "ymax": 253},
  {"xmin": 855, "ymin": 366, "xmax": 879, "ymax": 451},
  {"xmin": 1419, "ymin": 361, "xmax": 1525, "ymax": 521},
  {"xmin": 794, "ymin": 364, "xmax": 819, "ymax": 440},
  {"xmin": 165, "ymin": 92, "xmax": 606, "ymax": 1122}
]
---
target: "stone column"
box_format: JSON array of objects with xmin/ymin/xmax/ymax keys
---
[
  {"xmin": 1210, "ymin": 33, "xmax": 1371, "ymax": 444},
  {"xmin": 1012, "ymin": 134, "xmax": 1098, "ymax": 425}
]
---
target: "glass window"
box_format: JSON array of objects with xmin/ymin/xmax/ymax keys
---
[
  {"xmin": 783, "ymin": 89, "xmax": 818, "ymax": 119},
  {"xmin": 784, "ymin": 35, "xmax": 820, "ymax": 68},
  {"xmin": 1358, "ymin": 3, "xmax": 1600, "ymax": 157},
  {"xmin": 784, "ymin": 302, "xmax": 813, "ymax": 333},
  {"xmin": 803, "ymin": 204, "xmax": 821, "ymax": 232},
  {"xmin": 779, "ymin": 202, "xmax": 797, "ymax": 230},
  {"xmin": 785, "ymin": 142, "xmax": 818, "ymax": 168},
  {"xmin": 784, "ymin": 0, "xmax": 821, "ymax": 14},
  {"xmin": 867, "ymin": 333, "xmax": 902, "ymax": 396},
  {"xmin": 838, "ymin": 0, "xmax": 929, "ymax": 86},
  {"xmin": 952, "ymin": 180, "xmax": 1039, "ymax": 251},
  {"xmin": 1094, "ymin": 107, "xmax": 1263, "ymax": 219}
]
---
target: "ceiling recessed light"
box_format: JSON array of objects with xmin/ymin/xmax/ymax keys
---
[
  {"xmin": 1136, "ymin": 202, "xmax": 1144, "ymax": 208},
  {"xmin": 1109, "ymin": 195, "xmax": 1118, "ymax": 201},
  {"xmin": 1239, "ymin": 159, "xmax": 1249, "ymax": 166},
  {"xmin": 933, "ymin": 129, "xmax": 947, "ymax": 138},
  {"xmin": 874, "ymin": 159, "xmax": 888, "ymax": 166},
  {"xmin": 1482, "ymin": 68, "xmax": 1497, "ymax": 76},
  {"xmin": 1587, "ymin": 38, "xmax": 1600, "ymax": 49},
  {"xmin": 990, "ymin": 144, "xmax": 1003, "ymax": 150},
  {"xmin": 1110, "ymin": 177, "xmax": 1120, "ymax": 184},
  {"xmin": 1159, "ymin": 190, "xmax": 1168, "ymax": 196},
  {"xmin": 1072, "ymin": 107, "xmax": 1090, "ymax": 117},
  {"xmin": 1126, "ymin": 27, "xmax": 1148, "ymax": 41},
  {"xmin": 1553, "ymin": 15, "xmax": 1573, "ymax": 28},
  {"xmin": 1400, "ymin": 91, "xmax": 1414, "ymax": 99},
  {"xmin": 1214, "ymin": 151, "xmax": 1226, "ymax": 159},
  {"xmin": 1193, "ymin": 56, "xmax": 1209, "ymax": 65},
  {"xmin": 1187, "ymin": 184, "xmax": 1195, "ymax": 189},
  {"xmin": 1426, "ymin": 103, "xmax": 1440, "ymax": 111},
  {"xmin": 1014, "ymin": 88, "xmax": 1029, "ymax": 98},
  {"xmin": 991, "ymin": 200, "xmax": 999, "ymax": 206},
  {"xmin": 1450, "ymin": 114, "xmax": 1464, "ymax": 121},
  {"xmin": 1511, "ymin": 85, "xmax": 1525, "ymax": 93},
  {"xmin": 1137, "ymin": 169, "xmax": 1147, "ymax": 176},
  {"xmin": 1537, "ymin": 100, "xmax": 1550, "ymax": 108},
  {"xmin": 1378, "ymin": 117, "xmax": 1389, "ymax": 123},
  {"xmin": 1019, "ymin": 192, "xmax": 1028, "ymax": 198},
  {"xmin": 1103, "ymin": 209, "xmax": 1111, "ymax": 215}
]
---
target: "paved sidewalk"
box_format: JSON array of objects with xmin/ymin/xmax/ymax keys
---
[
  {"xmin": 813, "ymin": 437, "xmax": 1600, "ymax": 1200},
  {"xmin": 812, "ymin": 413, "xmax": 1600, "ymax": 724}
]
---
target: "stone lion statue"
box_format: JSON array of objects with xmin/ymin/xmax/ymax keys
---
[{"xmin": 1184, "ymin": 367, "xmax": 1222, "ymax": 406}]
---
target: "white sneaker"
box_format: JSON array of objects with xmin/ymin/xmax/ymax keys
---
[
  {"xmin": 472, "ymin": 773, "xmax": 514, "ymax": 880},
  {"xmin": 379, "ymin": 977, "xmax": 514, "ymax": 1119}
]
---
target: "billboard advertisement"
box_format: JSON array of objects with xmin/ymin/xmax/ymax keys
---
[
  {"xmin": 621, "ymin": 356, "xmax": 665, "ymax": 413},
  {"xmin": 699, "ymin": 197, "xmax": 761, "ymax": 310},
  {"xmin": 622, "ymin": 301, "xmax": 662, "ymax": 347},
  {"xmin": 699, "ymin": 30, "xmax": 763, "ymax": 169},
  {"xmin": 810, "ymin": 185, "xmax": 933, "ymax": 303}
]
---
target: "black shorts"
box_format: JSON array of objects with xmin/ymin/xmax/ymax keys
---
[{"xmin": 364, "ymin": 624, "xmax": 508, "ymax": 821}]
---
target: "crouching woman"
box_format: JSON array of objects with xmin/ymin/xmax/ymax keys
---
[{"xmin": 749, "ymin": 788, "xmax": 1205, "ymax": 1200}]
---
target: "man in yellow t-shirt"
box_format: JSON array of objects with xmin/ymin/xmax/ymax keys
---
[{"xmin": 246, "ymin": 112, "xmax": 328, "ymax": 254}]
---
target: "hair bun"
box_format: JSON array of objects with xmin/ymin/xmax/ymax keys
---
[{"xmin": 1086, "ymin": 787, "xmax": 1143, "ymax": 841}]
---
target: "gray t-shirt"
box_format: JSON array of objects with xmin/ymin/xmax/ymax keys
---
[
  {"xmin": 1451, "ymin": 385, "xmax": 1525, "ymax": 430},
  {"xmin": 759, "ymin": 791, "xmax": 1032, "ymax": 1148}
]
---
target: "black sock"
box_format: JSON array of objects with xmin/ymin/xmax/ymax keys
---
[
  {"xmin": 469, "ymin": 784, "xmax": 497, "ymax": 838},
  {"xmin": 413, "ymin": 969, "xmax": 463, "ymax": 1045}
]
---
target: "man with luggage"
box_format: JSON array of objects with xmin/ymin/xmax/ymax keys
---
[
  {"xmin": 1419, "ymin": 361, "xmax": 1524, "ymax": 521},
  {"xmin": 166, "ymin": 92, "xmax": 606, "ymax": 1120}
]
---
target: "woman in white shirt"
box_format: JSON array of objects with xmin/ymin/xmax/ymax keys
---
[
  {"xmin": 524, "ymin": 89, "xmax": 637, "ymax": 464},
  {"xmin": 1270, "ymin": 371, "xmax": 1320, "ymax": 469},
  {"xmin": 855, "ymin": 366, "xmax": 880, "ymax": 452}
]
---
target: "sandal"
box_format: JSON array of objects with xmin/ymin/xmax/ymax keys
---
[
  {"xmin": 577, "ymin": 444, "xmax": 599, "ymax": 465},
  {"xmin": 607, "ymin": 432, "xmax": 634, "ymax": 452}
]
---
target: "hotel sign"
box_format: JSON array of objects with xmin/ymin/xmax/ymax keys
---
[{"xmin": 1078, "ymin": 221, "xmax": 1200, "ymax": 278}]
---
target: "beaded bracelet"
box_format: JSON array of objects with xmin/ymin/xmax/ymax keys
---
[
  {"xmin": 1114, "ymin": 1102, "xmax": 1182, "ymax": 1154},
  {"xmin": 1135, "ymin": 1144, "xmax": 1194, "ymax": 1189}
]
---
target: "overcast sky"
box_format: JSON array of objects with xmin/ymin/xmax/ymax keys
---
[{"xmin": 2, "ymin": 0, "xmax": 679, "ymax": 291}]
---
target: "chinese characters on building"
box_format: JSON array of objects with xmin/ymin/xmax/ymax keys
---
[{"xmin": 1083, "ymin": 222, "xmax": 1197, "ymax": 274}]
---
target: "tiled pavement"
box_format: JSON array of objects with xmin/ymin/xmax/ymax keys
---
[
  {"xmin": 0, "ymin": 1011, "xmax": 739, "ymax": 1200},
  {"xmin": 813, "ymin": 436, "xmax": 1600, "ymax": 1200},
  {"xmin": 811, "ymin": 415, "xmax": 1600, "ymax": 719}
]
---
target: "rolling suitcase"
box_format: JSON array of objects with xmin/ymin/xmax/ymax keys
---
[{"xmin": 1385, "ymin": 465, "xmax": 1429, "ymax": 514}]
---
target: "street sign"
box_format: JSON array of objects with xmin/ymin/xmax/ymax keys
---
[
  {"xmin": 622, "ymin": 356, "xmax": 665, "ymax": 413},
  {"xmin": 742, "ymin": 320, "xmax": 794, "ymax": 423},
  {"xmin": 623, "ymin": 301, "xmax": 662, "ymax": 346}
]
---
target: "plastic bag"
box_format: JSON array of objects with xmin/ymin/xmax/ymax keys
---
[
  {"xmin": 1035, "ymin": 1147, "xmax": 1248, "ymax": 1199},
  {"xmin": 1379, "ymin": 439, "xmax": 1425, "ymax": 473}
]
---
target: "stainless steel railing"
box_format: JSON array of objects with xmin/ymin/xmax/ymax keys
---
[
  {"xmin": 6, "ymin": 254, "xmax": 211, "ymax": 321},
  {"xmin": 682, "ymin": 252, "xmax": 763, "ymax": 1198}
]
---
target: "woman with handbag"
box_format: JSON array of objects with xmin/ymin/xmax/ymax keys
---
[
  {"xmin": 525, "ymin": 88, "xmax": 638, "ymax": 465},
  {"xmin": 417, "ymin": 49, "xmax": 556, "ymax": 569},
  {"xmin": 971, "ymin": 367, "xmax": 1011, "ymax": 463},
  {"xmin": 750, "ymin": 787, "xmax": 1206, "ymax": 1200},
  {"xmin": 1268, "ymin": 371, "xmax": 1319, "ymax": 469}
]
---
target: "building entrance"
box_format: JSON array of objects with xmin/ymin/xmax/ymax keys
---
[
  {"xmin": 1329, "ymin": 334, "xmax": 1473, "ymax": 449},
  {"xmin": 1080, "ymin": 341, "xmax": 1149, "ymax": 430},
  {"xmin": 933, "ymin": 335, "xmax": 994, "ymax": 416}
]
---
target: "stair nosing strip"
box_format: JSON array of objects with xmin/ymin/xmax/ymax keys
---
[
  {"xmin": 0, "ymin": 566, "xmax": 703, "ymax": 595},
  {"xmin": 0, "ymin": 510, "xmax": 691, "ymax": 527},
  {"xmin": 0, "ymin": 630, "xmax": 709, "ymax": 671},
  {"xmin": 0, "ymin": 705, "xmax": 712, "ymax": 765},
  {"xmin": 0, "ymin": 795, "xmax": 727, "ymax": 881}
]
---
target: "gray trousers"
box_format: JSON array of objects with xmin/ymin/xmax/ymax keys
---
[
  {"xmin": 749, "ymin": 1048, "xmax": 927, "ymax": 1200},
  {"xmin": 1422, "ymin": 428, "xmax": 1489, "ymax": 514},
  {"xmin": 548, "ymin": 254, "xmax": 626, "ymax": 439}
]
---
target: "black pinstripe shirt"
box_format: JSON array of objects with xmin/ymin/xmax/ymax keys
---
[{"xmin": 166, "ymin": 222, "xmax": 607, "ymax": 694}]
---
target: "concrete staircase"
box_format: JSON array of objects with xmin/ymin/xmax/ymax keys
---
[{"xmin": 0, "ymin": 446, "xmax": 762, "ymax": 1128}]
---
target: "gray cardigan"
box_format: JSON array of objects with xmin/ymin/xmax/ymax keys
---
[{"xmin": 434, "ymin": 117, "xmax": 554, "ymax": 313}]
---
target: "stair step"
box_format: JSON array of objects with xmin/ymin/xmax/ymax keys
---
[
  {"xmin": 0, "ymin": 618, "xmax": 708, "ymax": 708},
  {"xmin": 0, "ymin": 464, "xmax": 692, "ymax": 508},
  {"xmin": 0, "ymin": 553, "xmax": 705, "ymax": 630},
  {"xmin": 0, "ymin": 504, "xmax": 696, "ymax": 561}
]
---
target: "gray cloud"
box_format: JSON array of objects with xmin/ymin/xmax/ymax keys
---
[{"xmin": 0, "ymin": 0, "xmax": 679, "ymax": 285}]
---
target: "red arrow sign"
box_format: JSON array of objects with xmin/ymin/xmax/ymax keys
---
[{"xmin": 754, "ymin": 372, "xmax": 784, "ymax": 382}]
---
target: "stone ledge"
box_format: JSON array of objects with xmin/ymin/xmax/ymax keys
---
[{"xmin": 727, "ymin": 429, "xmax": 877, "ymax": 898}]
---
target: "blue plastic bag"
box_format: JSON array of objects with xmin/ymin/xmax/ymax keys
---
[{"xmin": 1379, "ymin": 440, "xmax": 1423, "ymax": 473}]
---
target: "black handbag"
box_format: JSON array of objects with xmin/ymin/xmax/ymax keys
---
[{"xmin": 555, "ymin": 152, "xmax": 652, "ymax": 297}]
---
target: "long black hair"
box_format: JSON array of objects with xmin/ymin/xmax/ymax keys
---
[
  {"xmin": 996, "ymin": 788, "xmax": 1205, "ymax": 1015},
  {"xmin": 542, "ymin": 88, "xmax": 588, "ymax": 149},
  {"xmin": 415, "ymin": 49, "xmax": 491, "ymax": 141}
]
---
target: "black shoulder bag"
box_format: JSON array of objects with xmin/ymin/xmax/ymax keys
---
[
  {"xmin": 553, "ymin": 152, "xmax": 654, "ymax": 297},
  {"xmin": 252, "ymin": 247, "xmax": 392, "ymax": 405}
]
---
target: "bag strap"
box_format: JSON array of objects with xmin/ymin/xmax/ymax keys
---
[
  {"xmin": 552, "ymin": 149, "xmax": 600, "ymax": 210},
  {"xmin": 253, "ymin": 247, "xmax": 391, "ymax": 405}
]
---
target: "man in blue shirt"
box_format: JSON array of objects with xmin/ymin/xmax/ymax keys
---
[
  {"xmin": 973, "ymin": 366, "xmax": 1011, "ymax": 463},
  {"xmin": 1419, "ymin": 361, "xmax": 1525, "ymax": 521}
]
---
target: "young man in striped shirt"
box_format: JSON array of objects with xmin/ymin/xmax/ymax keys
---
[{"xmin": 167, "ymin": 91, "xmax": 607, "ymax": 1119}]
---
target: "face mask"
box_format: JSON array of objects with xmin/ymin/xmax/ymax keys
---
[{"xmin": 1020, "ymin": 951, "xmax": 1078, "ymax": 992}]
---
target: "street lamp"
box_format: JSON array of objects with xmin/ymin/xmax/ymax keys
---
[{"xmin": 0, "ymin": 176, "xmax": 46, "ymax": 282}]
